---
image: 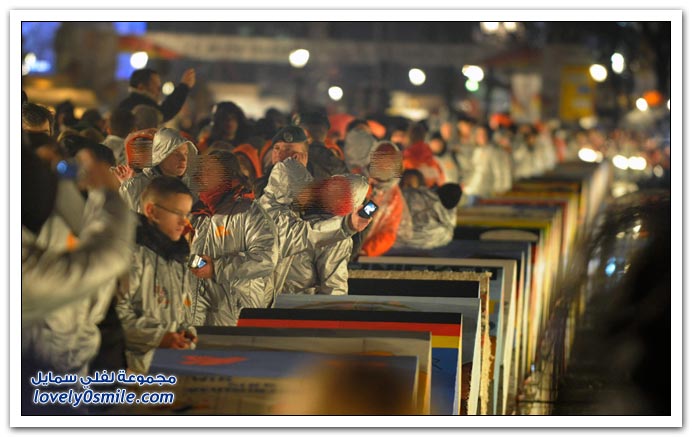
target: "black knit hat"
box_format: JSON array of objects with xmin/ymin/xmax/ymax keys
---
[{"xmin": 436, "ymin": 183, "xmax": 463, "ymax": 210}]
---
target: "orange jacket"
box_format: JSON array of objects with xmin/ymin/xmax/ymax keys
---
[
  {"xmin": 361, "ymin": 183, "xmax": 405, "ymax": 257},
  {"xmin": 402, "ymin": 141, "xmax": 446, "ymax": 187},
  {"xmin": 324, "ymin": 138, "xmax": 345, "ymax": 160},
  {"xmin": 232, "ymin": 143, "xmax": 263, "ymax": 179}
]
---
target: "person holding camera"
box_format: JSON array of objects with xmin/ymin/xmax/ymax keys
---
[
  {"xmin": 188, "ymin": 150, "xmax": 277, "ymax": 326},
  {"xmin": 115, "ymin": 176, "xmax": 200, "ymax": 374},
  {"xmin": 283, "ymin": 172, "xmax": 371, "ymax": 296},
  {"xmin": 354, "ymin": 142, "xmax": 412, "ymax": 258},
  {"xmin": 258, "ymin": 126, "xmax": 371, "ymax": 299},
  {"xmin": 22, "ymin": 142, "xmax": 136, "ymax": 414}
]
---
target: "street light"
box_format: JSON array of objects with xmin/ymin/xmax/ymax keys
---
[
  {"xmin": 162, "ymin": 82, "xmax": 175, "ymax": 96},
  {"xmin": 612, "ymin": 154, "xmax": 629, "ymax": 170},
  {"xmin": 480, "ymin": 22, "xmax": 500, "ymax": 34},
  {"xmin": 409, "ymin": 68, "xmax": 426, "ymax": 86},
  {"xmin": 462, "ymin": 65, "xmax": 484, "ymax": 82},
  {"xmin": 667, "ymin": 99, "xmax": 671, "ymax": 110},
  {"xmin": 636, "ymin": 98, "xmax": 649, "ymax": 112},
  {"xmin": 589, "ymin": 64, "xmax": 608, "ymax": 82},
  {"xmin": 611, "ymin": 53, "xmax": 625, "ymax": 74},
  {"xmin": 628, "ymin": 156, "xmax": 647, "ymax": 171},
  {"xmin": 130, "ymin": 51, "xmax": 149, "ymax": 69},
  {"xmin": 289, "ymin": 49, "xmax": 310, "ymax": 68},
  {"xmin": 24, "ymin": 52, "xmax": 37, "ymax": 67},
  {"xmin": 578, "ymin": 148, "xmax": 598, "ymax": 163},
  {"xmin": 328, "ymin": 86, "xmax": 343, "ymax": 101},
  {"xmin": 503, "ymin": 22, "xmax": 518, "ymax": 32}
]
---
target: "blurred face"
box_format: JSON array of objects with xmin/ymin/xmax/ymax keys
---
[
  {"xmin": 225, "ymin": 116, "xmax": 239, "ymax": 139},
  {"xmin": 129, "ymin": 142, "xmax": 153, "ymax": 169},
  {"xmin": 369, "ymin": 147, "xmax": 402, "ymax": 183},
  {"xmin": 389, "ymin": 130, "xmax": 407, "ymax": 146},
  {"xmin": 23, "ymin": 120, "xmax": 51, "ymax": 136},
  {"xmin": 159, "ymin": 144, "xmax": 189, "ymax": 177},
  {"xmin": 271, "ymin": 141, "xmax": 308, "ymax": 166},
  {"xmin": 475, "ymin": 127, "xmax": 488, "ymax": 146},
  {"xmin": 458, "ymin": 121, "xmax": 473, "ymax": 138},
  {"xmin": 35, "ymin": 144, "xmax": 63, "ymax": 167},
  {"xmin": 497, "ymin": 134, "xmax": 512, "ymax": 152},
  {"xmin": 75, "ymin": 148, "xmax": 119, "ymax": 191},
  {"xmin": 194, "ymin": 156, "xmax": 226, "ymax": 193},
  {"xmin": 144, "ymin": 73, "xmax": 162, "ymax": 101},
  {"xmin": 144, "ymin": 193, "xmax": 193, "ymax": 241},
  {"xmin": 440, "ymin": 122, "xmax": 453, "ymax": 141},
  {"xmin": 319, "ymin": 178, "xmax": 353, "ymax": 216},
  {"xmin": 400, "ymin": 174, "xmax": 421, "ymax": 189},
  {"xmin": 429, "ymin": 138, "xmax": 445, "ymax": 155}
]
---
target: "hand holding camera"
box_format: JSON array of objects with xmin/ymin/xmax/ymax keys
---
[
  {"xmin": 349, "ymin": 200, "xmax": 377, "ymax": 232},
  {"xmin": 189, "ymin": 254, "xmax": 214, "ymax": 279}
]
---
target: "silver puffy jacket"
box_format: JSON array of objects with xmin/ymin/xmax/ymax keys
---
[
  {"xmin": 393, "ymin": 186, "xmax": 456, "ymax": 250},
  {"xmin": 22, "ymin": 190, "xmax": 132, "ymax": 375},
  {"xmin": 283, "ymin": 173, "xmax": 369, "ymax": 295},
  {"xmin": 119, "ymin": 127, "xmax": 198, "ymax": 212},
  {"xmin": 22, "ymin": 189, "xmax": 135, "ymax": 324},
  {"xmin": 115, "ymin": 216, "xmax": 201, "ymax": 374},
  {"xmin": 258, "ymin": 159, "xmax": 357, "ymax": 299},
  {"xmin": 190, "ymin": 197, "xmax": 278, "ymax": 326},
  {"xmin": 344, "ymin": 129, "xmax": 376, "ymax": 173}
]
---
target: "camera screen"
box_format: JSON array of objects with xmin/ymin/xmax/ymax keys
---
[
  {"xmin": 364, "ymin": 202, "xmax": 377, "ymax": 216},
  {"xmin": 189, "ymin": 255, "xmax": 206, "ymax": 269}
]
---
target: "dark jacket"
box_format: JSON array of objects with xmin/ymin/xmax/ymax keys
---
[
  {"xmin": 117, "ymin": 85, "xmax": 190, "ymax": 123},
  {"xmin": 307, "ymin": 141, "xmax": 349, "ymax": 181}
]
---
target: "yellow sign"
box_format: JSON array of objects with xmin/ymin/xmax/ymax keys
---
[{"xmin": 559, "ymin": 66, "xmax": 595, "ymax": 121}]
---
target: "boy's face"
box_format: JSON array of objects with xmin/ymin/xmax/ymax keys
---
[
  {"xmin": 145, "ymin": 193, "xmax": 193, "ymax": 241},
  {"xmin": 159, "ymin": 144, "xmax": 189, "ymax": 177},
  {"xmin": 272, "ymin": 141, "xmax": 308, "ymax": 166}
]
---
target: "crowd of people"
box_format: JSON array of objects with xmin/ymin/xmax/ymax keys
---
[{"xmin": 20, "ymin": 65, "xmax": 669, "ymax": 413}]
